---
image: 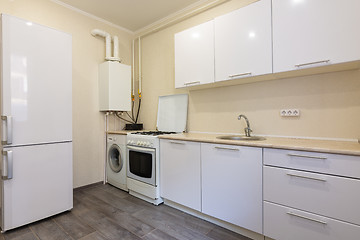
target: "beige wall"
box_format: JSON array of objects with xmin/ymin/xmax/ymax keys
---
[
  {"xmin": 0, "ymin": 0, "xmax": 133, "ymax": 187},
  {"xmin": 139, "ymin": 0, "xmax": 360, "ymax": 141}
]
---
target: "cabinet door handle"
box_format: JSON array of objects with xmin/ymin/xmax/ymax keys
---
[
  {"xmin": 286, "ymin": 173, "xmax": 326, "ymax": 182},
  {"xmin": 184, "ymin": 81, "xmax": 200, "ymax": 86},
  {"xmin": 295, "ymin": 60, "xmax": 330, "ymax": 68},
  {"xmin": 169, "ymin": 141, "xmax": 185, "ymax": 145},
  {"xmin": 214, "ymin": 146, "xmax": 239, "ymax": 151},
  {"xmin": 287, "ymin": 153, "xmax": 327, "ymax": 160},
  {"xmin": 228, "ymin": 72, "xmax": 252, "ymax": 78},
  {"xmin": 287, "ymin": 212, "xmax": 327, "ymax": 225},
  {"xmin": 1, "ymin": 116, "xmax": 12, "ymax": 145}
]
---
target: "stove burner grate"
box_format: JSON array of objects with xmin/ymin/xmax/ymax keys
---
[{"xmin": 131, "ymin": 131, "xmax": 177, "ymax": 136}]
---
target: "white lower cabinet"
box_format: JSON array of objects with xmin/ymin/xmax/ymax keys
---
[
  {"xmin": 159, "ymin": 139, "xmax": 201, "ymax": 211},
  {"xmin": 264, "ymin": 166, "xmax": 360, "ymax": 225},
  {"xmin": 264, "ymin": 202, "xmax": 360, "ymax": 240},
  {"xmin": 264, "ymin": 149, "xmax": 360, "ymax": 240},
  {"xmin": 263, "ymin": 148, "xmax": 360, "ymax": 179},
  {"xmin": 160, "ymin": 138, "xmax": 360, "ymax": 239},
  {"xmin": 201, "ymin": 143, "xmax": 263, "ymax": 234}
]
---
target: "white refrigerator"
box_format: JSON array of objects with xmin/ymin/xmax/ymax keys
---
[{"xmin": 0, "ymin": 14, "xmax": 73, "ymax": 232}]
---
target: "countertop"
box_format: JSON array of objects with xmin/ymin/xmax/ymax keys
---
[{"xmin": 158, "ymin": 132, "xmax": 360, "ymax": 156}]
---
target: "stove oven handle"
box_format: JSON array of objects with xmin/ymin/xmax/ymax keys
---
[{"xmin": 127, "ymin": 145, "xmax": 156, "ymax": 153}]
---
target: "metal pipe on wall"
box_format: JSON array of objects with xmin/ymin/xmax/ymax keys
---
[
  {"xmin": 132, "ymin": 39, "xmax": 135, "ymax": 98},
  {"xmin": 138, "ymin": 37, "xmax": 142, "ymax": 96},
  {"xmin": 104, "ymin": 112, "xmax": 109, "ymax": 184}
]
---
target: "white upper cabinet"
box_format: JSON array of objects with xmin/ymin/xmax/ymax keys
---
[
  {"xmin": 214, "ymin": 0, "xmax": 272, "ymax": 82},
  {"xmin": 175, "ymin": 20, "xmax": 214, "ymax": 88},
  {"xmin": 273, "ymin": 0, "xmax": 360, "ymax": 73}
]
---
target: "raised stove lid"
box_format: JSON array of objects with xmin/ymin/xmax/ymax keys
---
[{"xmin": 156, "ymin": 94, "xmax": 188, "ymax": 133}]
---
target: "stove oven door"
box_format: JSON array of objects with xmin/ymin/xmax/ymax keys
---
[{"xmin": 127, "ymin": 145, "xmax": 156, "ymax": 186}]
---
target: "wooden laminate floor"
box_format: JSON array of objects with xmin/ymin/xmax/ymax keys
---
[{"xmin": 0, "ymin": 183, "xmax": 251, "ymax": 240}]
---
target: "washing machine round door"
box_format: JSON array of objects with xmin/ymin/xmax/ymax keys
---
[{"xmin": 108, "ymin": 144, "xmax": 123, "ymax": 173}]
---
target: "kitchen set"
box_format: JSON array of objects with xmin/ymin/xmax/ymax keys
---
[{"xmin": 1, "ymin": 0, "xmax": 360, "ymax": 240}]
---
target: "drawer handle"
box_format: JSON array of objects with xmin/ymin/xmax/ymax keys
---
[
  {"xmin": 287, "ymin": 212, "xmax": 327, "ymax": 225},
  {"xmin": 286, "ymin": 173, "xmax": 326, "ymax": 182},
  {"xmin": 169, "ymin": 141, "xmax": 185, "ymax": 145},
  {"xmin": 228, "ymin": 72, "xmax": 252, "ymax": 78},
  {"xmin": 214, "ymin": 146, "xmax": 239, "ymax": 151},
  {"xmin": 287, "ymin": 153, "xmax": 327, "ymax": 160},
  {"xmin": 184, "ymin": 81, "xmax": 200, "ymax": 86},
  {"xmin": 295, "ymin": 59, "xmax": 330, "ymax": 68}
]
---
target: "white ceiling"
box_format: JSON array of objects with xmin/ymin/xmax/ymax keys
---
[{"xmin": 55, "ymin": 0, "xmax": 204, "ymax": 33}]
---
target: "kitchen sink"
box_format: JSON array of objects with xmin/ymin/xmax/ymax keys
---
[{"xmin": 217, "ymin": 135, "xmax": 266, "ymax": 141}]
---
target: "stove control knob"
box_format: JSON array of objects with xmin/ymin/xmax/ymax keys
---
[
  {"xmin": 136, "ymin": 141, "xmax": 140, "ymax": 145},
  {"xmin": 144, "ymin": 142, "xmax": 150, "ymax": 147},
  {"xmin": 142, "ymin": 141, "xmax": 146, "ymax": 146},
  {"xmin": 127, "ymin": 140, "xmax": 131, "ymax": 144}
]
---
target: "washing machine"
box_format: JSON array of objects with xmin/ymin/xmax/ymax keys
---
[{"xmin": 106, "ymin": 134, "xmax": 128, "ymax": 191}]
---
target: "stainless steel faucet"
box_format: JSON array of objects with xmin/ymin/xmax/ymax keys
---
[{"xmin": 238, "ymin": 114, "xmax": 252, "ymax": 137}]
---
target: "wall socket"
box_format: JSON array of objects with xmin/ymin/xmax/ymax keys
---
[{"xmin": 280, "ymin": 109, "xmax": 300, "ymax": 117}]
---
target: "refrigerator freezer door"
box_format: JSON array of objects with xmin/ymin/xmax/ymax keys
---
[
  {"xmin": 1, "ymin": 14, "xmax": 72, "ymax": 146},
  {"xmin": 1, "ymin": 142, "xmax": 73, "ymax": 231}
]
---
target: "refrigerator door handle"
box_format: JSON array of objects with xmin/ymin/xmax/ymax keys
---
[
  {"xmin": 1, "ymin": 116, "xmax": 13, "ymax": 145},
  {"xmin": 2, "ymin": 150, "xmax": 13, "ymax": 180}
]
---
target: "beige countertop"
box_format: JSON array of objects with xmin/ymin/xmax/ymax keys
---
[{"xmin": 158, "ymin": 132, "xmax": 360, "ymax": 156}]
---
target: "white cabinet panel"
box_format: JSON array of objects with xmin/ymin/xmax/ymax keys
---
[
  {"xmin": 264, "ymin": 166, "xmax": 360, "ymax": 225},
  {"xmin": 2, "ymin": 142, "xmax": 73, "ymax": 231},
  {"xmin": 264, "ymin": 202, "xmax": 360, "ymax": 240},
  {"xmin": 272, "ymin": 0, "xmax": 360, "ymax": 73},
  {"xmin": 160, "ymin": 140, "xmax": 201, "ymax": 211},
  {"xmin": 1, "ymin": 14, "xmax": 72, "ymax": 145},
  {"xmin": 175, "ymin": 20, "xmax": 214, "ymax": 88},
  {"xmin": 263, "ymin": 148, "xmax": 360, "ymax": 179},
  {"xmin": 215, "ymin": 0, "xmax": 272, "ymax": 82},
  {"xmin": 201, "ymin": 143, "xmax": 262, "ymax": 234}
]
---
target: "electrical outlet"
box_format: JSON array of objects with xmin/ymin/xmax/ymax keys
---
[{"xmin": 280, "ymin": 109, "xmax": 300, "ymax": 117}]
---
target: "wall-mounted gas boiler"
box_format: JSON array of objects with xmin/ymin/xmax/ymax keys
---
[{"xmin": 91, "ymin": 29, "xmax": 131, "ymax": 112}]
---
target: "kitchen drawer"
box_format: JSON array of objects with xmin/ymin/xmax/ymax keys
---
[
  {"xmin": 264, "ymin": 166, "xmax": 360, "ymax": 225},
  {"xmin": 264, "ymin": 201, "xmax": 360, "ymax": 240},
  {"xmin": 263, "ymin": 148, "xmax": 360, "ymax": 178}
]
